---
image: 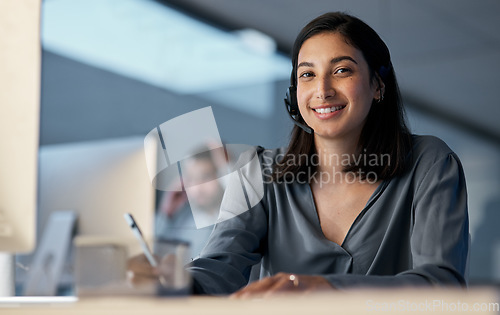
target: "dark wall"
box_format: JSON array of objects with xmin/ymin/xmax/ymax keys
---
[{"xmin": 40, "ymin": 50, "xmax": 293, "ymax": 149}]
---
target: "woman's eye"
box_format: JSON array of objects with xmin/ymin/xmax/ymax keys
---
[
  {"xmin": 335, "ymin": 68, "xmax": 351, "ymax": 75},
  {"xmin": 299, "ymin": 72, "xmax": 314, "ymax": 78}
]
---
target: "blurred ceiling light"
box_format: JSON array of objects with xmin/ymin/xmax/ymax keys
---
[
  {"xmin": 41, "ymin": 0, "xmax": 291, "ymax": 96},
  {"xmin": 233, "ymin": 28, "xmax": 277, "ymax": 56}
]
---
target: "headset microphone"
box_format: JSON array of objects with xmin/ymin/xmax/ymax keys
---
[{"xmin": 284, "ymin": 86, "xmax": 313, "ymax": 134}]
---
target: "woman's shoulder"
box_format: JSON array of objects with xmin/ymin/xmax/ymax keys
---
[
  {"xmin": 228, "ymin": 145, "xmax": 285, "ymax": 168},
  {"xmin": 256, "ymin": 146, "xmax": 287, "ymax": 167},
  {"xmin": 408, "ymin": 134, "xmax": 462, "ymax": 175},
  {"xmin": 232, "ymin": 146, "xmax": 287, "ymax": 185},
  {"xmin": 411, "ymin": 134, "xmax": 456, "ymax": 161}
]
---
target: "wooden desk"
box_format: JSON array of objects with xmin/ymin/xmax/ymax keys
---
[{"xmin": 0, "ymin": 288, "xmax": 498, "ymax": 315}]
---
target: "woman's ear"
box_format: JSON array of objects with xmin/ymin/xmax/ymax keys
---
[{"xmin": 373, "ymin": 74, "xmax": 386, "ymax": 102}]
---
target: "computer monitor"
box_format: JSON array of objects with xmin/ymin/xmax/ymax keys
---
[
  {"xmin": 0, "ymin": 0, "xmax": 41, "ymax": 296},
  {"xmin": 16, "ymin": 136, "xmax": 156, "ymax": 295},
  {"xmin": 37, "ymin": 137, "xmax": 155, "ymax": 242}
]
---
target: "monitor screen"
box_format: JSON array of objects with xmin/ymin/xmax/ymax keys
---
[
  {"xmin": 0, "ymin": 0, "xmax": 41, "ymax": 297},
  {"xmin": 37, "ymin": 137, "xmax": 155, "ymax": 243},
  {"xmin": 0, "ymin": 0, "xmax": 41, "ymax": 254},
  {"xmin": 16, "ymin": 136, "xmax": 156, "ymax": 295}
]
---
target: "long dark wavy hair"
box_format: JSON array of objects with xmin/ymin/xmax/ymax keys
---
[{"xmin": 273, "ymin": 12, "xmax": 412, "ymax": 182}]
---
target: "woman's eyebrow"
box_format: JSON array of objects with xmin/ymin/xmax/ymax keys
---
[
  {"xmin": 297, "ymin": 56, "xmax": 357, "ymax": 69},
  {"xmin": 297, "ymin": 61, "xmax": 314, "ymax": 68},
  {"xmin": 331, "ymin": 56, "xmax": 357, "ymax": 65}
]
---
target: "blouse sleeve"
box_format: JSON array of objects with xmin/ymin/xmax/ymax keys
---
[
  {"xmin": 187, "ymin": 147, "xmax": 269, "ymax": 295},
  {"xmin": 188, "ymin": 207, "xmax": 267, "ymax": 295},
  {"xmin": 324, "ymin": 152, "xmax": 470, "ymax": 289}
]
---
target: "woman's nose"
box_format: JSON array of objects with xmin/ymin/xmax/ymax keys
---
[{"xmin": 316, "ymin": 75, "xmax": 335, "ymax": 100}]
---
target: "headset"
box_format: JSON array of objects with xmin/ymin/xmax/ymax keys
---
[{"xmin": 284, "ymin": 85, "xmax": 313, "ymax": 134}]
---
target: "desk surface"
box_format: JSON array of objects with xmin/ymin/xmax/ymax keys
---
[{"xmin": 0, "ymin": 288, "xmax": 498, "ymax": 315}]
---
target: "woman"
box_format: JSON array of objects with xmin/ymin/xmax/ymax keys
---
[{"xmin": 130, "ymin": 12, "xmax": 469, "ymax": 297}]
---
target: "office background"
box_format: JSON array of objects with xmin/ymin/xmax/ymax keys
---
[{"xmin": 39, "ymin": 0, "xmax": 500, "ymax": 283}]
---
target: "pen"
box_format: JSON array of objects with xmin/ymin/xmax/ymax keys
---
[{"xmin": 124, "ymin": 213, "xmax": 158, "ymax": 268}]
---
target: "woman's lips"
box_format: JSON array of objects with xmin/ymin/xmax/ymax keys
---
[{"xmin": 311, "ymin": 105, "xmax": 346, "ymax": 119}]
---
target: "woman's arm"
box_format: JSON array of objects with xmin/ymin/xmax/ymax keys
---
[
  {"xmin": 188, "ymin": 146, "xmax": 270, "ymax": 295},
  {"xmin": 188, "ymin": 198, "xmax": 268, "ymax": 295}
]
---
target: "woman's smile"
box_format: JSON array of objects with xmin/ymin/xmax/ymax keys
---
[{"xmin": 311, "ymin": 104, "xmax": 347, "ymax": 119}]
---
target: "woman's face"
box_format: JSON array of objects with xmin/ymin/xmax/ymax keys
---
[{"xmin": 296, "ymin": 32, "xmax": 381, "ymax": 142}]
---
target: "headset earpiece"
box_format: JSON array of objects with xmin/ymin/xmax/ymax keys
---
[
  {"xmin": 284, "ymin": 86, "xmax": 298, "ymax": 115},
  {"xmin": 283, "ymin": 85, "xmax": 313, "ymax": 134}
]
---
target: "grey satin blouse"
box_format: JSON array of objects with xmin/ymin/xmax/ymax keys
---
[{"xmin": 188, "ymin": 135, "xmax": 469, "ymax": 295}]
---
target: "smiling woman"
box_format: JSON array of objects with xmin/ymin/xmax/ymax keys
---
[
  {"xmin": 128, "ymin": 12, "xmax": 469, "ymax": 298},
  {"xmin": 276, "ymin": 13, "xmax": 411, "ymax": 184}
]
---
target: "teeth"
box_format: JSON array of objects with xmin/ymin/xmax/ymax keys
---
[{"xmin": 314, "ymin": 106, "xmax": 344, "ymax": 114}]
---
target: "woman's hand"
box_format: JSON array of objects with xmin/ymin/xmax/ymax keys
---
[{"xmin": 230, "ymin": 273, "xmax": 334, "ymax": 299}]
